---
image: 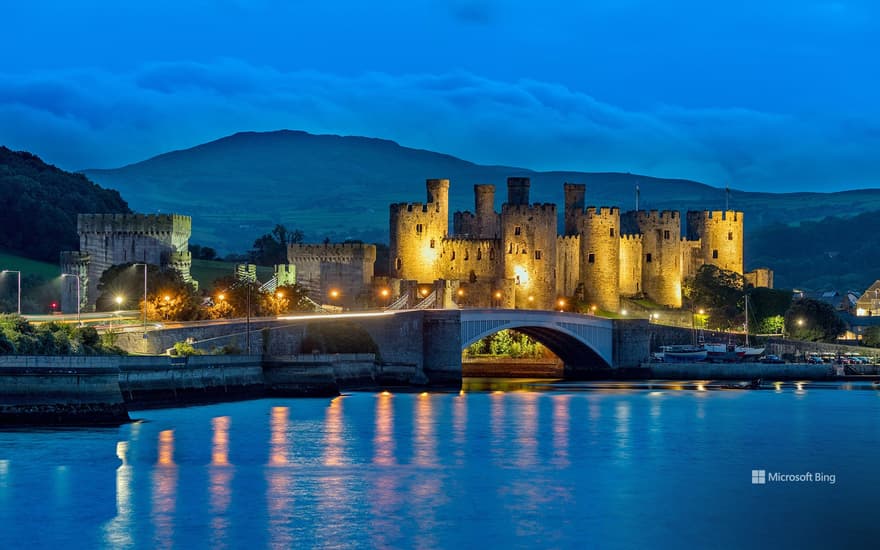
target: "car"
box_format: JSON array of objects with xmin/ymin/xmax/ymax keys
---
[
  {"xmin": 761, "ymin": 354, "xmax": 784, "ymax": 364},
  {"xmin": 806, "ymin": 356, "xmax": 824, "ymax": 364}
]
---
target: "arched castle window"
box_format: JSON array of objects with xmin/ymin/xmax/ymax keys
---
[
  {"xmin": 514, "ymin": 226, "xmax": 522, "ymax": 236},
  {"xmin": 451, "ymin": 250, "xmax": 456, "ymax": 260},
  {"xmin": 469, "ymin": 271, "xmax": 477, "ymax": 283},
  {"xmin": 464, "ymin": 250, "xmax": 469, "ymax": 261},
  {"xmin": 508, "ymin": 244, "xmax": 513, "ymax": 254},
  {"xmin": 396, "ymin": 258, "xmax": 402, "ymax": 271}
]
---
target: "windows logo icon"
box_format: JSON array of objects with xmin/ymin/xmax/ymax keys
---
[{"xmin": 752, "ymin": 470, "xmax": 766, "ymax": 485}]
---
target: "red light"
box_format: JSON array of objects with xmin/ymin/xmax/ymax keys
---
[{"xmin": 51, "ymin": 302, "xmax": 57, "ymax": 308}]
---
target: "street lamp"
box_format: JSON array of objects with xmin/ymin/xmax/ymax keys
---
[
  {"xmin": 61, "ymin": 273, "xmax": 82, "ymax": 325},
  {"xmin": 380, "ymin": 288, "xmax": 390, "ymax": 308},
  {"xmin": 494, "ymin": 290, "xmax": 502, "ymax": 308},
  {"xmin": 1, "ymin": 270, "xmax": 21, "ymax": 315}
]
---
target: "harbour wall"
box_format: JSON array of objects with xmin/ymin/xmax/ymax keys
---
[{"xmin": 0, "ymin": 356, "xmax": 129, "ymax": 425}]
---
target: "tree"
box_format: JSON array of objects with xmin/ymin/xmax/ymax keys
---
[
  {"xmin": 189, "ymin": 244, "xmax": 217, "ymax": 261},
  {"xmin": 784, "ymin": 298, "xmax": 846, "ymax": 342},
  {"xmin": 748, "ymin": 287, "xmax": 793, "ymax": 335},
  {"xmin": 683, "ymin": 265, "xmax": 744, "ymax": 330},
  {"xmin": 250, "ymin": 224, "xmax": 304, "ymax": 266},
  {"xmin": 96, "ymin": 263, "xmax": 202, "ymax": 321}
]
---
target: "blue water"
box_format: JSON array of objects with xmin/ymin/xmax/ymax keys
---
[{"xmin": 1, "ymin": 379, "xmax": 879, "ymax": 549}]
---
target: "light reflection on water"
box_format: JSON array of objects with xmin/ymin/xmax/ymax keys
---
[{"xmin": 0, "ymin": 380, "xmax": 879, "ymax": 548}]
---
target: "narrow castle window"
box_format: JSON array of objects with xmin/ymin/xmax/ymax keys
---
[
  {"xmin": 646, "ymin": 253, "xmax": 652, "ymax": 263},
  {"xmin": 464, "ymin": 250, "xmax": 469, "ymax": 261},
  {"xmin": 712, "ymin": 249, "xmax": 718, "ymax": 259},
  {"xmin": 610, "ymin": 228, "xmax": 615, "ymax": 237},
  {"xmin": 396, "ymin": 258, "xmax": 402, "ymax": 271},
  {"xmin": 416, "ymin": 224, "xmax": 423, "ymax": 235},
  {"xmin": 430, "ymin": 239, "xmax": 436, "ymax": 249},
  {"xmin": 477, "ymin": 249, "xmax": 482, "ymax": 260},
  {"xmin": 508, "ymin": 244, "xmax": 513, "ymax": 254},
  {"xmin": 728, "ymin": 231, "xmax": 733, "ymax": 241},
  {"xmin": 489, "ymin": 249, "xmax": 495, "ymax": 260},
  {"xmin": 451, "ymin": 250, "xmax": 456, "ymax": 260},
  {"xmin": 514, "ymin": 226, "xmax": 521, "ymax": 236},
  {"xmin": 535, "ymin": 250, "xmax": 542, "ymax": 260},
  {"xmin": 664, "ymin": 230, "xmax": 670, "ymax": 240},
  {"xmin": 588, "ymin": 253, "xmax": 595, "ymax": 263}
]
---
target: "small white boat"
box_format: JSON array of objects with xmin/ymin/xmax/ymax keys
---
[{"xmin": 660, "ymin": 345, "xmax": 708, "ymax": 361}]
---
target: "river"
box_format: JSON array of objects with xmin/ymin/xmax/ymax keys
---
[{"xmin": 1, "ymin": 379, "xmax": 878, "ymax": 549}]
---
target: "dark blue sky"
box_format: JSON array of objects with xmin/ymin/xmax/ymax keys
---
[{"xmin": 1, "ymin": 0, "xmax": 878, "ymax": 191}]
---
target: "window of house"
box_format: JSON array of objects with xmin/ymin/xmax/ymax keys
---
[
  {"xmin": 646, "ymin": 253, "xmax": 652, "ymax": 263},
  {"xmin": 712, "ymin": 249, "xmax": 718, "ymax": 259},
  {"xmin": 588, "ymin": 253, "xmax": 595, "ymax": 263},
  {"xmin": 514, "ymin": 226, "xmax": 521, "ymax": 236},
  {"xmin": 535, "ymin": 250, "xmax": 542, "ymax": 260}
]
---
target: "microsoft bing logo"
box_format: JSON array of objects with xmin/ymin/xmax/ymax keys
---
[{"xmin": 752, "ymin": 470, "xmax": 766, "ymax": 484}]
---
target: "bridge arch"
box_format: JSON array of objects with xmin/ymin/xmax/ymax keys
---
[{"xmin": 460, "ymin": 310, "xmax": 614, "ymax": 369}]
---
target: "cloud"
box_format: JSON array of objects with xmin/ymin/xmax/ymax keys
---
[{"xmin": 0, "ymin": 59, "xmax": 878, "ymax": 191}]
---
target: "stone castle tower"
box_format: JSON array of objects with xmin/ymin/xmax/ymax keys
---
[
  {"xmin": 388, "ymin": 177, "xmax": 752, "ymax": 311},
  {"xmin": 60, "ymin": 213, "xmax": 195, "ymax": 312}
]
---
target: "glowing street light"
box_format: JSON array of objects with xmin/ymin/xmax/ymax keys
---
[
  {"xmin": 797, "ymin": 319, "xmax": 804, "ymax": 327},
  {"xmin": 1, "ymin": 270, "xmax": 21, "ymax": 315},
  {"xmin": 115, "ymin": 295, "xmax": 124, "ymax": 307},
  {"xmin": 60, "ymin": 273, "xmax": 82, "ymax": 325}
]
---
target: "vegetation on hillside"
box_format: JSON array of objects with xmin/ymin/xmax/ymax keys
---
[
  {"xmin": 0, "ymin": 147, "xmax": 130, "ymax": 262},
  {"xmin": 749, "ymin": 210, "xmax": 880, "ymax": 291}
]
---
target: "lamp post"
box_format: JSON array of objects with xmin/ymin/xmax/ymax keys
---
[
  {"xmin": 115, "ymin": 295, "xmax": 123, "ymax": 329},
  {"xmin": 61, "ymin": 273, "xmax": 82, "ymax": 325},
  {"xmin": 1, "ymin": 270, "xmax": 21, "ymax": 315},
  {"xmin": 380, "ymin": 288, "xmax": 390, "ymax": 309},
  {"xmin": 133, "ymin": 263, "xmax": 148, "ymax": 333}
]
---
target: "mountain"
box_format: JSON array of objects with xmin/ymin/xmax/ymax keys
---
[
  {"xmin": 0, "ymin": 147, "xmax": 130, "ymax": 262},
  {"xmin": 81, "ymin": 130, "xmax": 880, "ymax": 288}
]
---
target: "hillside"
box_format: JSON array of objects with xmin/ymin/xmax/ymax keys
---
[
  {"xmin": 84, "ymin": 130, "xmax": 880, "ymax": 257},
  {"xmin": 0, "ymin": 147, "xmax": 130, "ymax": 262}
]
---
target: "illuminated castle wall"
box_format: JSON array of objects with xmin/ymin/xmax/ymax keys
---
[{"xmin": 389, "ymin": 177, "xmax": 749, "ymax": 310}]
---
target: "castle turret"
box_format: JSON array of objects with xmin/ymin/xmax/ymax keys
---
[
  {"xmin": 580, "ymin": 207, "xmax": 620, "ymax": 312},
  {"xmin": 618, "ymin": 234, "xmax": 643, "ymax": 297},
  {"xmin": 474, "ymin": 184, "xmax": 499, "ymax": 238},
  {"xmin": 686, "ymin": 210, "xmax": 744, "ymax": 275},
  {"xmin": 507, "ymin": 177, "xmax": 531, "ymax": 206},
  {"xmin": 621, "ymin": 210, "xmax": 682, "ymax": 307},
  {"xmin": 501, "ymin": 199, "xmax": 557, "ymax": 309},
  {"xmin": 389, "ymin": 178, "xmax": 451, "ymax": 282},
  {"xmin": 564, "ymin": 183, "xmax": 586, "ymax": 236}
]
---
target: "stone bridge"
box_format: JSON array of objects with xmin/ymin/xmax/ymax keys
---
[{"xmin": 115, "ymin": 309, "xmax": 652, "ymax": 385}]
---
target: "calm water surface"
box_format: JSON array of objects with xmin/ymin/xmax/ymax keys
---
[{"xmin": 2, "ymin": 379, "xmax": 879, "ymax": 549}]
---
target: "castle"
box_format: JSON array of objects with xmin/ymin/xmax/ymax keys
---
[
  {"xmin": 60, "ymin": 214, "xmax": 195, "ymax": 312},
  {"xmin": 389, "ymin": 177, "xmax": 749, "ymax": 310}
]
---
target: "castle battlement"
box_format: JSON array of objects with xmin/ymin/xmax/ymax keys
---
[
  {"xmin": 626, "ymin": 209, "xmax": 679, "ymax": 222},
  {"xmin": 695, "ymin": 210, "xmax": 743, "ymax": 221},
  {"xmin": 557, "ymin": 234, "xmax": 581, "ymax": 244},
  {"xmin": 441, "ymin": 236, "xmax": 498, "ymax": 246},
  {"xmin": 620, "ymin": 234, "xmax": 644, "ymax": 243},
  {"xmin": 391, "ymin": 202, "xmax": 433, "ymax": 213},
  {"xmin": 289, "ymin": 243, "xmax": 377, "ymax": 261},
  {"xmin": 585, "ymin": 206, "xmax": 620, "ymax": 218},
  {"xmin": 77, "ymin": 213, "xmax": 191, "ymax": 234}
]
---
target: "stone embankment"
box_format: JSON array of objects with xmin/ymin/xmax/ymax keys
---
[{"xmin": 0, "ymin": 352, "xmax": 424, "ymax": 425}]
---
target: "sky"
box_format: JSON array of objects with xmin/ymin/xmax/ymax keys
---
[{"xmin": 1, "ymin": 0, "xmax": 878, "ymax": 192}]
